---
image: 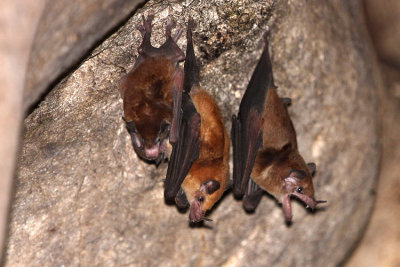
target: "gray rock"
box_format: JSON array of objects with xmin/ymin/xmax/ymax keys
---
[
  {"xmin": 23, "ymin": 0, "xmax": 145, "ymax": 111},
  {"xmin": 6, "ymin": 0, "xmax": 381, "ymax": 266}
]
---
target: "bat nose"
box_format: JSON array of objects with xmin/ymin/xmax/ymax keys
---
[
  {"xmin": 145, "ymin": 145, "xmax": 160, "ymax": 159},
  {"xmin": 189, "ymin": 199, "xmax": 204, "ymax": 223}
]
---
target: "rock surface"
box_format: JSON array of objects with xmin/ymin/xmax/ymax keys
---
[
  {"xmin": 0, "ymin": 0, "xmax": 45, "ymax": 260},
  {"xmin": 23, "ymin": 0, "xmax": 145, "ymax": 111},
  {"xmin": 6, "ymin": 0, "xmax": 381, "ymax": 266},
  {"xmin": 0, "ymin": 0, "xmax": 143, "ymax": 260},
  {"xmin": 346, "ymin": 0, "xmax": 400, "ymax": 266}
]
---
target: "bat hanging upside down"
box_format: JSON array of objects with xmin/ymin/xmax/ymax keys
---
[
  {"xmin": 164, "ymin": 19, "xmax": 230, "ymax": 223},
  {"xmin": 231, "ymin": 30, "xmax": 326, "ymax": 222},
  {"xmin": 120, "ymin": 15, "xmax": 185, "ymax": 164}
]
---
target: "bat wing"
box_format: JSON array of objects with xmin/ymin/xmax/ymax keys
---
[
  {"xmin": 164, "ymin": 93, "xmax": 201, "ymax": 201},
  {"xmin": 243, "ymin": 178, "xmax": 264, "ymax": 211},
  {"xmin": 232, "ymin": 35, "xmax": 275, "ymax": 198},
  {"xmin": 232, "ymin": 111, "xmax": 263, "ymax": 198}
]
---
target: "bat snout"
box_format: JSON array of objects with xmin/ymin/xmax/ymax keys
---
[
  {"xmin": 144, "ymin": 145, "xmax": 160, "ymax": 160},
  {"xmin": 189, "ymin": 199, "xmax": 205, "ymax": 223},
  {"xmin": 291, "ymin": 192, "xmax": 318, "ymax": 210}
]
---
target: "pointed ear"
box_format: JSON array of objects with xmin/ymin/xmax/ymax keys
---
[
  {"xmin": 288, "ymin": 169, "xmax": 306, "ymax": 179},
  {"xmin": 307, "ymin": 162, "xmax": 316, "ymax": 177},
  {"xmin": 125, "ymin": 121, "xmax": 143, "ymax": 149},
  {"xmin": 201, "ymin": 180, "xmax": 220, "ymax": 194},
  {"xmin": 125, "ymin": 120, "xmax": 137, "ymax": 134}
]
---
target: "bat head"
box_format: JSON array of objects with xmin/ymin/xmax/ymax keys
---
[
  {"xmin": 282, "ymin": 163, "xmax": 326, "ymax": 222},
  {"xmin": 189, "ymin": 180, "xmax": 220, "ymax": 223},
  {"xmin": 125, "ymin": 117, "xmax": 171, "ymax": 164}
]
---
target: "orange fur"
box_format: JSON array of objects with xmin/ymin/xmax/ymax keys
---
[{"xmin": 181, "ymin": 89, "xmax": 230, "ymax": 212}]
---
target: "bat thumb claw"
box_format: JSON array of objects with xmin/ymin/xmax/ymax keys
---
[
  {"xmin": 263, "ymin": 27, "xmax": 271, "ymax": 45},
  {"xmin": 188, "ymin": 17, "xmax": 196, "ymax": 29}
]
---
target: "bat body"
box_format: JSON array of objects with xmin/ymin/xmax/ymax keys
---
[
  {"xmin": 231, "ymin": 32, "xmax": 325, "ymax": 222},
  {"xmin": 164, "ymin": 20, "xmax": 230, "ymax": 223},
  {"xmin": 120, "ymin": 15, "xmax": 185, "ymax": 164}
]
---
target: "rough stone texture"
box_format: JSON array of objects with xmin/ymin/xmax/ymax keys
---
[
  {"xmin": 23, "ymin": 0, "xmax": 145, "ymax": 111},
  {"xmin": 6, "ymin": 0, "xmax": 381, "ymax": 266},
  {"xmin": 0, "ymin": 0, "xmax": 144, "ymax": 261}
]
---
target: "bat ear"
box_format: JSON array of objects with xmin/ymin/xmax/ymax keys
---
[
  {"xmin": 160, "ymin": 120, "xmax": 170, "ymax": 132},
  {"xmin": 125, "ymin": 120, "xmax": 137, "ymax": 133},
  {"xmin": 307, "ymin": 162, "xmax": 316, "ymax": 177},
  {"xmin": 201, "ymin": 180, "xmax": 220, "ymax": 194},
  {"xmin": 159, "ymin": 120, "xmax": 171, "ymax": 138},
  {"xmin": 288, "ymin": 169, "xmax": 306, "ymax": 180},
  {"xmin": 125, "ymin": 121, "xmax": 143, "ymax": 149}
]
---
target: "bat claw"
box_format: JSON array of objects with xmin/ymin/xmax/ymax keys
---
[
  {"xmin": 166, "ymin": 17, "xmax": 175, "ymax": 38},
  {"xmin": 187, "ymin": 17, "xmax": 196, "ymax": 30},
  {"xmin": 165, "ymin": 17, "xmax": 184, "ymax": 43},
  {"xmin": 137, "ymin": 14, "xmax": 154, "ymax": 37},
  {"xmin": 173, "ymin": 28, "xmax": 183, "ymax": 42},
  {"xmin": 263, "ymin": 26, "xmax": 271, "ymax": 46}
]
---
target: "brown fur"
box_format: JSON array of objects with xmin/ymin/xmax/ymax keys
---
[
  {"xmin": 251, "ymin": 87, "xmax": 315, "ymax": 202},
  {"xmin": 182, "ymin": 89, "xmax": 230, "ymax": 212},
  {"xmin": 122, "ymin": 57, "xmax": 176, "ymax": 147},
  {"xmin": 260, "ymin": 87, "xmax": 297, "ymax": 150}
]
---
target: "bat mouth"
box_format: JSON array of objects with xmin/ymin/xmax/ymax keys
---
[
  {"xmin": 292, "ymin": 192, "xmax": 327, "ymax": 210},
  {"xmin": 291, "ymin": 192, "xmax": 318, "ymax": 209},
  {"xmin": 282, "ymin": 193, "xmax": 327, "ymax": 222},
  {"xmin": 189, "ymin": 199, "xmax": 205, "ymax": 223}
]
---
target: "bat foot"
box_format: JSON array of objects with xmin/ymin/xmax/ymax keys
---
[
  {"xmin": 136, "ymin": 14, "xmax": 154, "ymax": 37},
  {"xmin": 166, "ymin": 17, "xmax": 183, "ymax": 42}
]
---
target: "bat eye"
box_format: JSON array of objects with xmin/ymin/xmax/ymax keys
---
[
  {"xmin": 198, "ymin": 196, "xmax": 205, "ymax": 202},
  {"xmin": 296, "ymin": 187, "xmax": 304, "ymax": 194},
  {"xmin": 155, "ymin": 137, "xmax": 161, "ymax": 144}
]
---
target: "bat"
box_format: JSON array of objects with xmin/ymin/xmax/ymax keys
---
[
  {"xmin": 231, "ymin": 30, "xmax": 326, "ymax": 222},
  {"xmin": 164, "ymin": 19, "xmax": 230, "ymax": 223},
  {"xmin": 120, "ymin": 15, "xmax": 185, "ymax": 164}
]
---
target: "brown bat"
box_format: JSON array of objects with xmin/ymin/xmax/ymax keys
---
[
  {"xmin": 164, "ymin": 19, "xmax": 230, "ymax": 223},
  {"xmin": 120, "ymin": 15, "xmax": 185, "ymax": 164},
  {"xmin": 231, "ymin": 31, "xmax": 326, "ymax": 222}
]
